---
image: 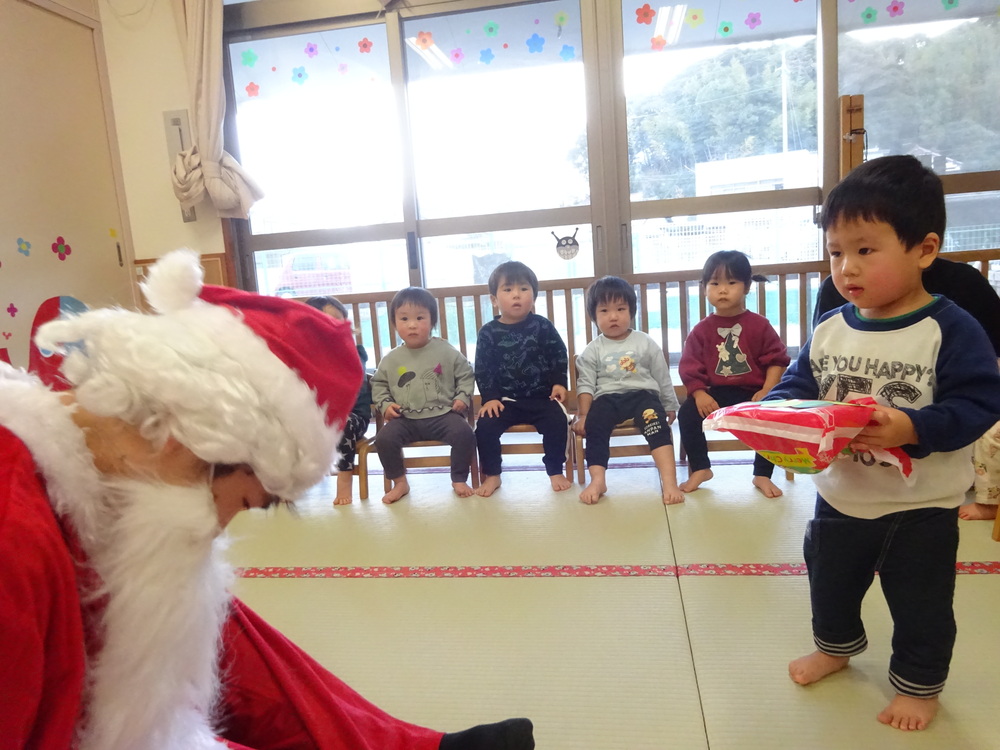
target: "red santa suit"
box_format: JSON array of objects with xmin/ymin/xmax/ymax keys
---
[{"xmin": 0, "ymin": 370, "xmax": 443, "ymax": 750}]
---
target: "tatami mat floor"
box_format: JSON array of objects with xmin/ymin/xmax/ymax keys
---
[{"xmin": 227, "ymin": 455, "xmax": 1000, "ymax": 750}]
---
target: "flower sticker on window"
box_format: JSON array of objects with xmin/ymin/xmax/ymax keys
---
[
  {"xmin": 245, "ymin": 82, "xmax": 259, "ymax": 97},
  {"xmin": 554, "ymin": 11, "xmax": 568, "ymax": 27},
  {"xmin": 51, "ymin": 236, "xmax": 71, "ymax": 261},
  {"xmin": 241, "ymin": 49, "xmax": 258, "ymax": 67},
  {"xmin": 480, "ymin": 48, "xmax": 495, "ymax": 64},
  {"xmin": 686, "ymin": 9, "xmax": 705, "ymax": 28},
  {"xmin": 484, "ymin": 22, "xmax": 499, "ymax": 37},
  {"xmin": 651, "ymin": 35, "xmax": 666, "ymax": 51},
  {"xmin": 559, "ymin": 44, "xmax": 575, "ymax": 61},
  {"xmin": 339, "ymin": 63, "xmax": 349, "ymax": 74},
  {"xmin": 718, "ymin": 21, "xmax": 734, "ymax": 37},
  {"xmin": 16, "ymin": 238, "xmax": 30, "ymax": 256},
  {"xmin": 416, "ymin": 31, "xmax": 434, "ymax": 50},
  {"xmin": 941, "ymin": 0, "xmax": 959, "ymax": 8},
  {"xmin": 745, "ymin": 12, "xmax": 762, "ymax": 30},
  {"xmin": 887, "ymin": 0, "xmax": 904, "ymax": 16},
  {"xmin": 636, "ymin": 4, "xmax": 656, "ymax": 25},
  {"xmin": 526, "ymin": 33, "xmax": 545, "ymax": 54},
  {"xmin": 861, "ymin": 6, "xmax": 878, "ymax": 23},
  {"xmin": 304, "ymin": 42, "xmax": 319, "ymax": 58},
  {"xmin": 358, "ymin": 37, "xmax": 373, "ymax": 54},
  {"xmin": 6, "ymin": 303, "xmax": 17, "ymax": 318},
  {"xmin": 450, "ymin": 48, "xmax": 465, "ymax": 63},
  {"xmin": 291, "ymin": 66, "xmax": 308, "ymax": 84}
]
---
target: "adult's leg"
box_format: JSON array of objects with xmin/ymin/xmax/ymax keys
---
[
  {"xmin": 218, "ymin": 599, "xmax": 443, "ymax": 750},
  {"xmin": 218, "ymin": 600, "xmax": 535, "ymax": 750}
]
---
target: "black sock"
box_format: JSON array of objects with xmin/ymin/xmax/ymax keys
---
[{"xmin": 438, "ymin": 718, "xmax": 535, "ymax": 750}]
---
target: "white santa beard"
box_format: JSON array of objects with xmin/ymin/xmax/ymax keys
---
[{"xmin": 79, "ymin": 477, "xmax": 233, "ymax": 750}]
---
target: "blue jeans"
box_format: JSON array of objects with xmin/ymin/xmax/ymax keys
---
[{"xmin": 804, "ymin": 496, "xmax": 959, "ymax": 697}]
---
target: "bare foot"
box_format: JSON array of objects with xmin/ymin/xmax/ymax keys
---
[
  {"xmin": 753, "ymin": 476, "xmax": 783, "ymax": 498},
  {"xmin": 476, "ymin": 475, "xmax": 502, "ymax": 497},
  {"xmin": 788, "ymin": 650, "xmax": 849, "ymax": 686},
  {"xmin": 877, "ymin": 694, "xmax": 939, "ymax": 731},
  {"xmin": 579, "ymin": 479, "xmax": 607, "ymax": 504},
  {"xmin": 381, "ymin": 478, "xmax": 409, "ymax": 504},
  {"xmin": 453, "ymin": 481, "xmax": 475, "ymax": 498},
  {"xmin": 334, "ymin": 471, "xmax": 354, "ymax": 505},
  {"xmin": 958, "ymin": 501, "xmax": 998, "ymax": 520},
  {"xmin": 549, "ymin": 474, "xmax": 573, "ymax": 492},
  {"xmin": 679, "ymin": 468, "xmax": 713, "ymax": 493},
  {"xmin": 662, "ymin": 483, "xmax": 685, "ymax": 505}
]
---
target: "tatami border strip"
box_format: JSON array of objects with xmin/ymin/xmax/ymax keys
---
[{"xmin": 237, "ymin": 561, "xmax": 1000, "ymax": 579}]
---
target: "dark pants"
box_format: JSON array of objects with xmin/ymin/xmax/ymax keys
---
[
  {"xmin": 677, "ymin": 385, "xmax": 774, "ymax": 478},
  {"xmin": 584, "ymin": 390, "xmax": 673, "ymax": 468},
  {"xmin": 335, "ymin": 409, "xmax": 372, "ymax": 472},
  {"xmin": 476, "ymin": 397, "xmax": 568, "ymax": 477},
  {"xmin": 376, "ymin": 412, "xmax": 475, "ymax": 483},
  {"xmin": 804, "ymin": 496, "xmax": 959, "ymax": 697}
]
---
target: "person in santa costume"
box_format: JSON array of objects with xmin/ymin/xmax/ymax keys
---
[{"xmin": 0, "ymin": 249, "xmax": 534, "ymax": 750}]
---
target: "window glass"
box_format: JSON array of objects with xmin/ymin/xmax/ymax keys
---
[
  {"xmin": 631, "ymin": 205, "xmax": 820, "ymax": 273},
  {"xmin": 254, "ymin": 241, "xmax": 410, "ymax": 297},
  {"xmin": 421, "ymin": 224, "xmax": 595, "ymax": 288},
  {"xmin": 838, "ymin": 0, "xmax": 1000, "ymax": 173},
  {"xmin": 402, "ymin": 2, "xmax": 589, "ymax": 219},
  {"xmin": 621, "ymin": 0, "xmax": 818, "ymax": 201},
  {"xmin": 228, "ymin": 25, "xmax": 402, "ymax": 234}
]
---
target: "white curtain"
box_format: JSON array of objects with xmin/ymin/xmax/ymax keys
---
[{"xmin": 171, "ymin": 0, "xmax": 263, "ymax": 220}]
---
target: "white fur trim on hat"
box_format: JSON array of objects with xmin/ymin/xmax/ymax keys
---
[{"xmin": 35, "ymin": 250, "xmax": 341, "ymax": 499}]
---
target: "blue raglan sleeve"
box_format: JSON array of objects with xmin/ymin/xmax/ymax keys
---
[
  {"xmin": 764, "ymin": 337, "xmax": 819, "ymax": 402},
  {"xmin": 900, "ymin": 307, "xmax": 1000, "ymax": 457}
]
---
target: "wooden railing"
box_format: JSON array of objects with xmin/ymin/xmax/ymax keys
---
[{"xmin": 336, "ymin": 249, "xmax": 1000, "ymax": 394}]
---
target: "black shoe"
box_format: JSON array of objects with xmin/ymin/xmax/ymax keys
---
[{"xmin": 439, "ymin": 718, "xmax": 535, "ymax": 750}]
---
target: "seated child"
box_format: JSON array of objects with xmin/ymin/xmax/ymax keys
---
[
  {"xmin": 474, "ymin": 261, "xmax": 571, "ymax": 496},
  {"xmin": 961, "ymin": 419, "xmax": 1000, "ymax": 520},
  {"xmin": 677, "ymin": 250, "xmax": 789, "ymax": 497},
  {"xmin": 305, "ymin": 295, "xmax": 373, "ymax": 505},
  {"xmin": 573, "ymin": 276, "xmax": 682, "ymax": 505},
  {"xmin": 371, "ymin": 287, "xmax": 476, "ymax": 503}
]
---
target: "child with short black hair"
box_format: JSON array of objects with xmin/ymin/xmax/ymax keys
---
[
  {"xmin": 304, "ymin": 295, "xmax": 373, "ymax": 505},
  {"xmin": 372, "ymin": 287, "xmax": 476, "ymax": 503},
  {"xmin": 474, "ymin": 261, "xmax": 571, "ymax": 496},
  {"xmin": 766, "ymin": 155, "xmax": 1000, "ymax": 731},
  {"xmin": 677, "ymin": 251, "xmax": 789, "ymax": 497},
  {"xmin": 573, "ymin": 276, "xmax": 682, "ymax": 505}
]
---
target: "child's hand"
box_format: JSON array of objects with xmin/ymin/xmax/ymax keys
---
[
  {"xmin": 572, "ymin": 415, "xmax": 587, "ymax": 437},
  {"xmin": 693, "ymin": 390, "xmax": 719, "ymax": 419},
  {"xmin": 383, "ymin": 403, "xmax": 402, "ymax": 421},
  {"xmin": 479, "ymin": 399, "xmax": 504, "ymax": 418},
  {"xmin": 750, "ymin": 389, "xmax": 768, "ymax": 402},
  {"xmin": 849, "ymin": 407, "xmax": 918, "ymax": 452},
  {"xmin": 665, "ymin": 410, "xmax": 676, "ymax": 426},
  {"xmin": 550, "ymin": 384, "xmax": 568, "ymax": 403},
  {"xmin": 452, "ymin": 399, "xmax": 468, "ymax": 414}
]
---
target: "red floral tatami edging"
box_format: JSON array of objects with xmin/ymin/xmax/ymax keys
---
[{"xmin": 237, "ymin": 560, "xmax": 1000, "ymax": 579}]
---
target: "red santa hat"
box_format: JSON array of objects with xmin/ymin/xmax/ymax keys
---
[{"xmin": 36, "ymin": 248, "xmax": 362, "ymax": 500}]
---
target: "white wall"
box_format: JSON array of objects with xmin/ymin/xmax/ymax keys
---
[{"xmin": 98, "ymin": 0, "xmax": 225, "ymax": 261}]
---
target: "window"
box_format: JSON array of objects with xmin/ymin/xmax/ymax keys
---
[
  {"xmin": 838, "ymin": 0, "xmax": 1000, "ymax": 174},
  {"xmin": 223, "ymin": 0, "xmax": 999, "ymax": 295}
]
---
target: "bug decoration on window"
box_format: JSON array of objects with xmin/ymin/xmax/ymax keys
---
[{"xmin": 552, "ymin": 228, "xmax": 580, "ymax": 260}]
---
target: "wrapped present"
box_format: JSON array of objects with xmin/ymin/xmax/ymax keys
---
[{"xmin": 703, "ymin": 397, "xmax": 913, "ymax": 481}]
